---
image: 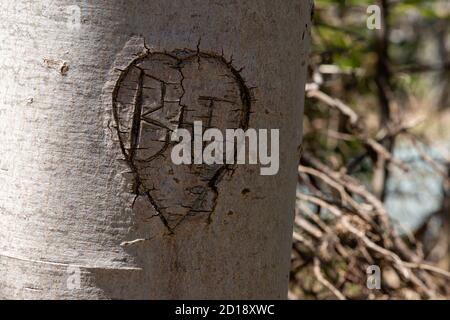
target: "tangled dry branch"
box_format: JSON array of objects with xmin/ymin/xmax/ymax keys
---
[{"xmin": 290, "ymin": 87, "xmax": 450, "ymax": 300}]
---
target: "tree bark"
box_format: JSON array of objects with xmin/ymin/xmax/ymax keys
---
[{"xmin": 0, "ymin": 0, "xmax": 311, "ymax": 299}]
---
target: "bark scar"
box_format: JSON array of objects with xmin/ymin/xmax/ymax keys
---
[{"xmin": 112, "ymin": 44, "xmax": 252, "ymax": 234}]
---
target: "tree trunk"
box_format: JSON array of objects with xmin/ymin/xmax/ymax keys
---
[{"xmin": 0, "ymin": 0, "xmax": 311, "ymax": 299}]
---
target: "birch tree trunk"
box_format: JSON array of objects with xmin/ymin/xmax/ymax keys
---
[{"xmin": 0, "ymin": 0, "xmax": 312, "ymax": 299}]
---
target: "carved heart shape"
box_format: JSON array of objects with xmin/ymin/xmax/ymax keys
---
[{"xmin": 113, "ymin": 49, "xmax": 251, "ymax": 231}]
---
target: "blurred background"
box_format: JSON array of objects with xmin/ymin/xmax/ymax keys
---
[{"xmin": 290, "ymin": 0, "xmax": 450, "ymax": 299}]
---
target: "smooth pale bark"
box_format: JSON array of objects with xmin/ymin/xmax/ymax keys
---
[{"xmin": 0, "ymin": 1, "xmax": 311, "ymax": 299}]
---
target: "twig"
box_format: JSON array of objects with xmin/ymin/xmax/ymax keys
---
[{"xmin": 313, "ymin": 257, "xmax": 346, "ymax": 300}]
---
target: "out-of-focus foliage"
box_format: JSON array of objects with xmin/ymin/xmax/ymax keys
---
[
  {"xmin": 291, "ymin": 0, "xmax": 450, "ymax": 300},
  {"xmin": 304, "ymin": 0, "xmax": 449, "ymax": 176}
]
